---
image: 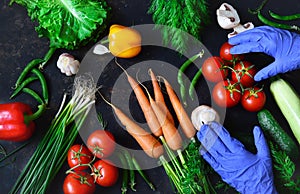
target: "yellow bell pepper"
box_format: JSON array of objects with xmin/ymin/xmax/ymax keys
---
[{"xmin": 108, "ymin": 24, "xmax": 142, "ymax": 58}]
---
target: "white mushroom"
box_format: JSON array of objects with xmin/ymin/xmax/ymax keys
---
[
  {"xmin": 191, "ymin": 105, "xmax": 220, "ymax": 131},
  {"xmin": 216, "ymin": 3, "xmax": 254, "ymax": 38},
  {"xmin": 57, "ymin": 53, "xmax": 80, "ymax": 76}
]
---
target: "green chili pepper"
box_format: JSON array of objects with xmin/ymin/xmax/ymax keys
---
[
  {"xmin": 189, "ymin": 68, "xmax": 202, "ymax": 101},
  {"xmin": 14, "ymin": 58, "xmax": 44, "ymax": 88},
  {"xmin": 249, "ymin": 0, "xmax": 300, "ymax": 32},
  {"xmin": 258, "ymin": 11, "xmax": 300, "ymax": 31},
  {"xmin": 40, "ymin": 47, "xmax": 56, "ymax": 69},
  {"xmin": 10, "ymin": 76, "xmax": 38, "ymax": 99},
  {"xmin": 31, "ymin": 68, "xmax": 49, "ymax": 104},
  {"xmin": 22, "ymin": 88, "xmax": 44, "ymax": 105},
  {"xmin": 177, "ymin": 50, "xmax": 204, "ymax": 106},
  {"xmin": 269, "ymin": 10, "xmax": 300, "ymax": 21}
]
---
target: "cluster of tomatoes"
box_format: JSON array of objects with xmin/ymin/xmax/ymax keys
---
[
  {"xmin": 202, "ymin": 42, "xmax": 266, "ymax": 112},
  {"xmin": 63, "ymin": 130, "xmax": 118, "ymax": 194}
]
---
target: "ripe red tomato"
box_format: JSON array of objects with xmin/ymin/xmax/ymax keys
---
[
  {"xmin": 232, "ymin": 61, "xmax": 257, "ymax": 88},
  {"xmin": 212, "ymin": 80, "xmax": 242, "ymax": 108},
  {"xmin": 92, "ymin": 159, "xmax": 119, "ymax": 187},
  {"xmin": 219, "ymin": 42, "xmax": 244, "ymax": 64},
  {"xmin": 87, "ymin": 130, "xmax": 116, "ymax": 159},
  {"xmin": 67, "ymin": 144, "xmax": 93, "ymax": 171},
  {"xmin": 63, "ymin": 171, "xmax": 95, "ymax": 194},
  {"xmin": 202, "ymin": 56, "xmax": 228, "ymax": 83},
  {"xmin": 241, "ymin": 87, "xmax": 266, "ymax": 112}
]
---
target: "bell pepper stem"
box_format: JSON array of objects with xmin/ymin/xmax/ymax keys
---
[
  {"xmin": 24, "ymin": 104, "xmax": 46, "ymax": 124},
  {"xmin": 100, "ymin": 38, "xmax": 109, "ymax": 44}
]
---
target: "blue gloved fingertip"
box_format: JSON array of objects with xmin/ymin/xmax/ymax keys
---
[
  {"xmin": 253, "ymin": 74, "xmax": 262, "ymax": 82},
  {"xmin": 199, "ymin": 145, "xmax": 206, "ymax": 155},
  {"xmin": 253, "ymin": 126, "xmax": 262, "ymax": 137},
  {"xmin": 197, "ymin": 125, "xmax": 208, "ymax": 141}
]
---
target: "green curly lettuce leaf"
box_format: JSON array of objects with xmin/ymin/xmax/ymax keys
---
[{"xmin": 10, "ymin": 0, "xmax": 111, "ymax": 50}]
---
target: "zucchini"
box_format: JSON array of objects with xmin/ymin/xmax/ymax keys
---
[
  {"xmin": 257, "ymin": 109, "xmax": 299, "ymax": 160},
  {"xmin": 270, "ymin": 77, "xmax": 300, "ymax": 146}
]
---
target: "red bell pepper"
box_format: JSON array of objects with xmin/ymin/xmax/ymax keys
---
[{"xmin": 0, "ymin": 102, "xmax": 44, "ymax": 142}]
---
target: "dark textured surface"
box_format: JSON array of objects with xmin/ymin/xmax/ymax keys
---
[{"xmin": 0, "ymin": 0, "xmax": 300, "ymax": 194}]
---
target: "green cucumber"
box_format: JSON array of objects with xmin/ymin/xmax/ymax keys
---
[{"xmin": 257, "ymin": 109, "xmax": 299, "ymax": 160}]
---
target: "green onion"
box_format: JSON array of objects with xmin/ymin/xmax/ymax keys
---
[{"xmin": 9, "ymin": 75, "xmax": 97, "ymax": 194}]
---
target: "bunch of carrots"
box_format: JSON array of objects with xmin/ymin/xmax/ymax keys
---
[{"xmin": 99, "ymin": 59, "xmax": 217, "ymax": 194}]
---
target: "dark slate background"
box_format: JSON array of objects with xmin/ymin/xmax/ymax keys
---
[{"xmin": 1, "ymin": 0, "xmax": 300, "ymax": 193}]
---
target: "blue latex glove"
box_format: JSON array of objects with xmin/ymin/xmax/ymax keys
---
[
  {"xmin": 197, "ymin": 122, "xmax": 277, "ymax": 194},
  {"xmin": 229, "ymin": 26, "xmax": 300, "ymax": 81}
]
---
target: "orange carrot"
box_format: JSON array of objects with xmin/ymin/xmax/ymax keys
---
[
  {"xmin": 151, "ymin": 99, "xmax": 182, "ymax": 150},
  {"xmin": 100, "ymin": 92, "xmax": 164, "ymax": 159},
  {"xmin": 148, "ymin": 68, "xmax": 174, "ymax": 125},
  {"xmin": 115, "ymin": 59, "xmax": 162, "ymax": 137},
  {"xmin": 162, "ymin": 77, "xmax": 196, "ymax": 139},
  {"xmin": 139, "ymin": 79, "xmax": 182, "ymax": 151}
]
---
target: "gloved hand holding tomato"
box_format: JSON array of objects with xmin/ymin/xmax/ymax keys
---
[{"xmin": 229, "ymin": 26, "xmax": 300, "ymax": 81}]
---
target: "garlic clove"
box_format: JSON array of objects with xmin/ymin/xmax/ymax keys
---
[
  {"xmin": 191, "ymin": 105, "xmax": 220, "ymax": 131},
  {"xmin": 93, "ymin": 44, "xmax": 110, "ymax": 55},
  {"xmin": 69, "ymin": 61, "xmax": 80, "ymax": 74}
]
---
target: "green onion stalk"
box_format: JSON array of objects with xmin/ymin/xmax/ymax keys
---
[
  {"xmin": 9, "ymin": 75, "xmax": 97, "ymax": 194},
  {"xmin": 159, "ymin": 137, "xmax": 216, "ymax": 194}
]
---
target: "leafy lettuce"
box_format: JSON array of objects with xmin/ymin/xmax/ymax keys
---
[{"xmin": 10, "ymin": 0, "xmax": 111, "ymax": 50}]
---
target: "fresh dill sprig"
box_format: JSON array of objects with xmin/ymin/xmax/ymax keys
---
[
  {"xmin": 0, "ymin": 144, "xmax": 6, "ymax": 156},
  {"xmin": 270, "ymin": 142, "xmax": 300, "ymax": 193},
  {"xmin": 148, "ymin": 0, "xmax": 210, "ymax": 53},
  {"xmin": 97, "ymin": 113, "xmax": 108, "ymax": 129}
]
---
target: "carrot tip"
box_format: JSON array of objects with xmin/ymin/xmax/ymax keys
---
[{"xmin": 148, "ymin": 68, "xmax": 152, "ymax": 75}]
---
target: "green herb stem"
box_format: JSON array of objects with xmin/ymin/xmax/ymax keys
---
[
  {"xmin": 124, "ymin": 150, "xmax": 136, "ymax": 191},
  {"xmin": 159, "ymin": 136, "xmax": 185, "ymax": 178},
  {"xmin": 118, "ymin": 153, "xmax": 129, "ymax": 194},
  {"xmin": 131, "ymin": 155, "xmax": 156, "ymax": 191}
]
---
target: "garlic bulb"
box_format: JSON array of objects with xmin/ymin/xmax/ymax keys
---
[{"xmin": 57, "ymin": 53, "xmax": 80, "ymax": 76}]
